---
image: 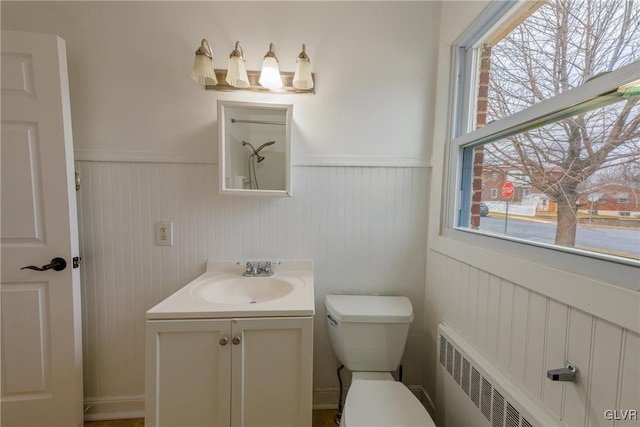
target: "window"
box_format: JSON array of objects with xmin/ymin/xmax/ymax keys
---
[
  {"xmin": 450, "ymin": 0, "xmax": 640, "ymax": 264},
  {"xmin": 617, "ymin": 193, "xmax": 629, "ymax": 205}
]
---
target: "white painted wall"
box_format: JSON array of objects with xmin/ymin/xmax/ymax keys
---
[
  {"xmin": 1, "ymin": 1, "xmax": 438, "ymax": 419},
  {"xmin": 424, "ymin": 2, "xmax": 640, "ymax": 426},
  {"xmin": 1, "ymin": 1, "xmax": 437, "ymax": 165}
]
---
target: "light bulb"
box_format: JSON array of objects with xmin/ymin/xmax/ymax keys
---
[{"xmin": 259, "ymin": 43, "xmax": 283, "ymax": 90}]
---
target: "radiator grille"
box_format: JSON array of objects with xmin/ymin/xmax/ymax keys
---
[
  {"xmin": 492, "ymin": 390, "xmax": 505, "ymax": 427},
  {"xmin": 461, "ymin": 357, "xmax": 471, "ymax": 395},
  {"xmin": 470, "ymin": 367, "xmax": 481, "ymax": 407},
  {"xmin": 454, "ymin": 349, "xmax": 462, "ymax": 384},
  {"xmin": 506, "ymin": 403, "xmax": 520, "ymax": 427},
  {"xmin": 439, "ymin": 332, "xmax": 537, "ymax": 427},
  {"xmin": 481, "ymin": 377, "xmax": 492, "ymax": 420}
]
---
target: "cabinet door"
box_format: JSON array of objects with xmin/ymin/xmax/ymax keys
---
[
  {"xmin": 231, "ymin": 317, "xmax": 313, "ymax": 427},
  {"xmin": 146, "ymin": 319, "xmax": 232, "ymax": 427}
]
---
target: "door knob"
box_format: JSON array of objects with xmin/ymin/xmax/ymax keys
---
[
  {"xmin": 21, "ymin": 257, "xmax": 67, "ymax": 272},
  {"xmin": 219, "ymin": 337, "xmax": 229, "ymax": 346},
  {"xmin": 232, "ymin": 336, "xmax": 241, "ymax": 345}
]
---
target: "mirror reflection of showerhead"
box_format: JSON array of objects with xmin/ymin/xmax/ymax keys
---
[
  {"xmin": 242, "ymin": 141, "xmax": 256, "ymax": 151},
  {"xmin": 242, "ymin": 140, "xmax": 275, "ymax": 163},
  {"xmin": 256, "ymin": 141, "xmax": 275, "ymax": 153},
  {"xmin": 255, "ymin": 141, "xmax": 275, "ymax": 163}
]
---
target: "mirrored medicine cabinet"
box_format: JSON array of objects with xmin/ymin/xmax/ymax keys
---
[{"xmin": 218, "ymin": 100, "xmax": 292, "ymax": 197}]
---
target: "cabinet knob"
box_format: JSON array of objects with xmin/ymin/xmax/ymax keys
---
[
  {"xmin": 232, "ymin": 336, "xmax": 241, "ymax": 345},
  {"xmin": 219, "ymin": 337, "xmax": 229, "ymax": 346}
]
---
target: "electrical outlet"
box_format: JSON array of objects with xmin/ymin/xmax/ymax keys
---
[{"xmin": 155, "ymin": 222, "xmax": 174, "ymax": 246}]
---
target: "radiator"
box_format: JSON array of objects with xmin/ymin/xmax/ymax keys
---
[{"xmin": 437, "ymin": 324, "xmax": 561, "ymax": 427}]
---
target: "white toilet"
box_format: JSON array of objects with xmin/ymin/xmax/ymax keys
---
[{"xmin": 325, "ymin": 294, "xmax": 436, "ymax": 427}]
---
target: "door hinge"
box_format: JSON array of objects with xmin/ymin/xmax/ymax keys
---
[
  {"xmin": 75, "ymin": 170, "xmax": 81, "ymax": 191},
  {"xmin": 73, "ymin": 257, "xmax": 82, "ymax": 268}
]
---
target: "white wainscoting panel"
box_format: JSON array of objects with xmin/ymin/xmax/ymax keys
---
[
  {"xmin": 427, "ymin": 250, "xmax": 640, "ymax": 427},
  {"xmin": 75, "ymin": 161, "xmax": 429, "ymax": 419}
]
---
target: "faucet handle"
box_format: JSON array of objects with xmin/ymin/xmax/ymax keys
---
[
  {"xmin": 237, "ymin": 261, "xmax": 254, "ymax": 273},
  {"xmin": 263, "ymin": 261, "xmax": 281, "ymax": 273}
]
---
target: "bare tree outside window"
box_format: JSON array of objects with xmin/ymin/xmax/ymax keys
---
[{"xmin": 478, "ymin": 0, "xmax": 640, "ymax": 249}]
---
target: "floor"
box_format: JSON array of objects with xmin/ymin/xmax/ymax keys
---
[{"xmin": 84, "ymin": 409, "xmax": 338, "ymax": 427}]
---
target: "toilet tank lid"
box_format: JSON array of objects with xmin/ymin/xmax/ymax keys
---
[{"xmin": 325, "ymin": 295, "xmax": 414, "ymax": 323}]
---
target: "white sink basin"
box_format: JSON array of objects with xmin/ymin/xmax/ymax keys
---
[
  {"xmin": 146, "ymin": 260, "xmax": 314, "ymax": 319},
  {"xmin": 193, "ymin": 276, "xmax": 303, "ymax": 305}
]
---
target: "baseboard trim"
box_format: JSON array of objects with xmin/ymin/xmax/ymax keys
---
[
  {"xmin": 85, "ymin": 386, "xmax": 429, "ymax": 421},
  {"xmin": 83, "ymin": 395, "xmax": 145, "ymax": 421},
  {"xmin": 313, "ymin": 386, "xmax": 342, "ymax": 409},
  {"xmin": 419, "ymin": 387, "xmax": 437, "ymax": 420},
  {"xmin": 313, "ymin": 403, "xmax": 339, "ymax": 410}
]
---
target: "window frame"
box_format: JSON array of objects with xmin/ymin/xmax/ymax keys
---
[
  {"xmin": 443, "ymin": 0, "xmax": 640, "ymax": 289},
  {"xmin": 617, "ymin": 194, "xmax": 629, "ymax": 205}
]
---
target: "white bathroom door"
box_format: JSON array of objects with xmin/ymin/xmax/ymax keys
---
[{"xmin": 1, "ymin": 30, "xmax": 84, "ymax": 426}]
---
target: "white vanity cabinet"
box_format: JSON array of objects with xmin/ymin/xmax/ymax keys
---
[{"xmin": 145, "ymin": 316, "xmax": 313, "ymax": 427}]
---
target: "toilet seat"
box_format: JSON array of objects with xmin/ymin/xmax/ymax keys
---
[{"xmin": 342, "ymin": 380, "xmax": 435, "ymax": 427}]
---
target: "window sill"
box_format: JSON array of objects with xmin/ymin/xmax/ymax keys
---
[{"xmin": 430, "ymin": 230, "xmax": 640, "ymax": 333}]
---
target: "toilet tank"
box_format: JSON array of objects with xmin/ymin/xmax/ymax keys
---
[{"xmin": 325, "ymin": 295, "xmax": 413, "ymax": 372}]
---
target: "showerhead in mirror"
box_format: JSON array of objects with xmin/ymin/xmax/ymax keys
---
[{"xmin": 242, "ymin": 140, "xmax": 275, "ymax": 163}]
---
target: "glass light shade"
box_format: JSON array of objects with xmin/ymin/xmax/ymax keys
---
[
  {"xmin": 225, "ymin": 56, "xmax": 250, "ymax": 88},
  {"xmin": 293, "ymin": 57, "xmax": 313, "ymax": 90},
  {"xmin": 191, "ymin": 54, "xmax": 217, "ymax": 85},
  {"xmin": 259, "ymin": 56, "xmax": 283, "ymax": 90}
]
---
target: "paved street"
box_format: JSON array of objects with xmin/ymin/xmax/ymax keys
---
[{"xmin": 479, "ymin": 216, "xmax": 640, "ymax": 257}]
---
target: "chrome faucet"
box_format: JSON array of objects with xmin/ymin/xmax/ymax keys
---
[{"xmin": 239, "ymin": 261, "xmax": 279, "ymax": 277}]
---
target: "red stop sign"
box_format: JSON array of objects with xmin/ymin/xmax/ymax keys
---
[{"xmin": 502, "ymin": 181, "xmax": 514, "ymax": 199}]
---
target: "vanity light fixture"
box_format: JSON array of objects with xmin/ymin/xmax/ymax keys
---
[
  {"xmin": 293, "ymin": 44, "xmax": 314, "ymax": 90},
  {"xmin": 191, "ymin": 38, "xmax": 315, "ymax": 94},
  {"xmin": 191, "ymin": 39, "xmax": 217, "ymax": 85},
  {"xmin": 258, "ymin": 43, "xmax": 283, "ymax": 90},
  {"xmin": 225, "ymin": 41, "xmax": 250, "ymax": 88}
]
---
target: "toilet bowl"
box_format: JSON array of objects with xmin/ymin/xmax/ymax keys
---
[
  {"xmin": 325, "ymin": 295, "xmax": 435, "ymax": 427},
  {"xmin": 340, "ymin": 373, "xmax": 435, "ymax": 427}
]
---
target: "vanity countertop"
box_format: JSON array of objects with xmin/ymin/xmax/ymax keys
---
[{"xmin": 146, "ymin": 260, "xmax": 315, "ymax": 320}]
